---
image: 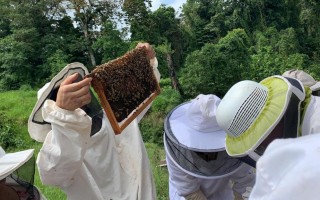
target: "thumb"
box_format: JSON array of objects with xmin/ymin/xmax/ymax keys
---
[{"xmin": 61, "ymin": 73, "xmax": 79, "ymax": 86}]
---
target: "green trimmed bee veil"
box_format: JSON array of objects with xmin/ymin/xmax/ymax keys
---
[{"xmin": 216, "ymin": 75, "xmax": 305, "ymax": 166}]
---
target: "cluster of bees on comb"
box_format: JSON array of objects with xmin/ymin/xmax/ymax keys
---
[{"xmin": 87, "ymin": 47, "xmax": 160, "ymax": 122}]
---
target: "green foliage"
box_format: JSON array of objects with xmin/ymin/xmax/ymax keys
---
[
  {"xmin": 140, "ymin": 85, "xmax": 183, "ymax": 144},
  {"xmin": 19, "ymin": 84, "xmax": 33, "ymax": 91},
  {"xmin": 0, "ymin": 116, "xmax": 24, "ymax": 150},
  {"xmin": 180, "ymin": 29, "xmax": 251, "ymax": 98},
  {"xmin": 151, "ymin": 85, "xmax": 183, "ymax": 115},
  {"xmin": 123, "ymin": 0, "xmax": 153, "ymax": 42},
  {"xmin": 154, "ymin": 49, "xmax": 169, "ymax": 78},
  {"xmin": 250, "ymin": 27, "xmax": 311, "ymax": 81},
  {"xmin": 0, "ymin": 90, "xmax": 37, "ymax": 124},
  {"xmin": 140, "ymin": 112, "xmax": 165, "ymax": 145},
  {"xmin": 46, "ymin": 49, "xmax": 69, "ymax": 79},
  {"xmin": 93, "ymin": 21, "xmax": 129, "ymax": 64},
  {"xmin": 0, "ymin": 35, "xmax": 32, "ymax": 90},
  {"xmin": 145, "ymin": 143, "xmax": 169, "ymax": 200}
]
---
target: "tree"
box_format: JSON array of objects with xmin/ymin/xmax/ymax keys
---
[
  {"xmin": 250, "ymin": 27, "xmax": 310, "ymax": 81},
  {"xmin": 123, "ymin": 0, "xmax": 153, "ymax": 42},
  {"xmin": 298, "ymin": 0, "xmax": 320, "ymax": 61},
  {"xmin": 157, "ymin": 42, "xmax": 183, "ymax": 96},
  {"xmin": 61, "ymin": 0, "xmax": 121, "ymax": 69},
  {"xmin": 150, "ymin": 6, "xmax": 184, "ymax": 72},
  {"xmin": 93, "ymin": 21, "xmax": 129, "ymax": 64},
  {"xmin": 180, "ymin": 29, "xmax": 251, "ymax": 98},
  {"xmin": 181, "ymin": 0, "xmax": 218, "ymax": 51},
  {"xmin": 0, "ymin": 0, "xmax": 48, "ymax": 90}
]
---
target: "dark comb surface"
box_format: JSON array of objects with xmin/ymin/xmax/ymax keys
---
[{"xmin": 87, "ymin": 47, "xmax": 160, "ymax": 122}]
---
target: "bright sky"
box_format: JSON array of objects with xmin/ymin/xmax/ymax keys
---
[{"xmin": 150, "ymin": 0, "xmax": 187, "ymax": 13}]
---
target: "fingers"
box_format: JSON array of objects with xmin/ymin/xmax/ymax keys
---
[
  {"xmin": 61, "ymin": 73, "xmax": 79, "ymax": 86},
  {"xmin": 61, "ymin": 73, "xmax": 92, "ymax": 92},
  {"xmin": 56, "ymin": 74, "xmax": 93, "ymax": 111}
]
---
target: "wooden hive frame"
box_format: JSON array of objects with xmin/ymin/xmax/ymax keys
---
[{"xmin": 86, "ymin": 47, "xmax": 161, "ymax": 134}]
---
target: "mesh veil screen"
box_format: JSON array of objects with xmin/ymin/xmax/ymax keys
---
[
  {"xmin": 8, "ymin": 154, "xmax": 41, "ymax": 200},
  {"xmin": 164, "ymin": 112, "xmax": 242, "ymax": 177},
  {"xmin": 165, "ymin": 135, "xmax": 242, "ymax": 177}
]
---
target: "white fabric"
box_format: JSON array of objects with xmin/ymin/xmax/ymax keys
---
[
  {"xmin": 282, "ymin": 69, "xmax": 316, "ymax": 87},
  {"xmin": 35, "ymin": 58, "xmax": 160, "ymax": 200},
  {"xmin": 166, "ymin": 153, "xmax": 255, "ymax": 200},
  {"xmin": 37, "ymin": 100, "xmax": 156, "ymax": 200},
  {"xmin": 28, "ymin": 62, "xmax": 89, "ymax": 142},
  {"xmin": 249, "ymin": 95, "xmax": 320, "ymax": 200},
  {"xmin": 282, "ymin": 69, "xmax": 320, "ymax": 91},
  {"xmin": 28, "ymin": 59, "xmax": 160, "ymax": 142},
  {"xmin": 169, "ymin": 94, "xmax": 226, "ymax": 151},
  {"xmin": 249, "ymin": 133, "xmax": 320, "ymax": 200},
  {"xmin": 310, "ymin": 81, "xmax": 320, "ymax": 91},
  {"xmin": 301, "ymin": 95, "xmax": 320, "ymax": 136},
  {"xmin": 0, "ymin": 147, "xmax": 34, "ymax": 180},
  {"xmin": 186, "ymin": 94, "xmax": 222, "ymax": 133}
]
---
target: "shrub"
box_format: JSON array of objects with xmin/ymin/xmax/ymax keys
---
[
  {"xmin": 0, "ymin": 116, "xmax": 24, "ymax": 150},
  {"xmin": 140, "ymin": 86, "xmax": 183, "ymax": 145},
  {"xmin": 19, "ymin": 84, "xmax": 33, "ymax": 91}
]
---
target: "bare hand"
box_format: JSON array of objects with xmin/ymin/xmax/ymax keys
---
[
  {"xmin": 136, "ymin": 42, "xmax": 156, "ymax": 60},
  {"xmin": 56, "ymin": 73, "xmax": 92, "ymax": 111}
]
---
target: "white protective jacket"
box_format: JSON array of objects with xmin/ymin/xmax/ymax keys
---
[
  {"xmin": 301, "ymin": 95, "xmax": 320, "ymax": 135},
  {"xmin": 167, "ymin": 154, "xmax": 255, "ymax": 200},
  {"xmin": 37, "ymin": 101, "xmax": 156, "ymax": 200},
  {"xmin": 37, "ymin": 59, "xmax": 160, "ymax": 200}
]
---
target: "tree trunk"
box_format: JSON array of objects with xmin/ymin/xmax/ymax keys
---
[
  {"xmin": 166, "ymin": 53, "xmax": 184, "ymax": 96},
  {"xmin": 82, "ymin": 23, "xmax": 96, "ymax": 68}
]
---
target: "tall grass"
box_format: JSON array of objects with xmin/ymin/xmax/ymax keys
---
[{"xmin": 0, "ymin": 89, "xmax": 171, "ymax": 200}]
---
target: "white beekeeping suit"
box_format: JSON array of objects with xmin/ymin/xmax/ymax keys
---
[
  {"xmin": 28, "ymin": 52, "xmax": 160, "ymax": 199},
  {"xmin": 249, "ymin": 134, "xmax": 320, "ymax": 200},
  {"xmin": 164, "ymin": 94, "xmax": 255, "ymax": 200}
]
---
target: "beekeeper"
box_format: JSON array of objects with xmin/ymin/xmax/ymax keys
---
[
  {"xmin": 249, "ymin": 133, "xmax": 320, "ymax": 200},
  {"xmin": 0, "ymin": 147, "xmax": 46, "ymax": 200},
  {"xmin": 164, "ymin": 94, "xmax": 255, "ymax": 200},
  {"xmin": 216, "ymin": 75, "xmax": 320, "ymax": 166},
  {"xmin": 28, "ymin": 43, "xmax": 160, "ymax": 200}
]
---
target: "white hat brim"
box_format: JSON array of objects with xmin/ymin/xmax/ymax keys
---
[
  {"xmin": 168, "ymin": 102, "xmax": 226, "ymax": 151},
  {"xmin": 28, "ymin": 62, "xmax": 89, "ymax": 142},
  {"xmin": 0, "ymin": 149, "xmax": 34, "ymax": 180}
]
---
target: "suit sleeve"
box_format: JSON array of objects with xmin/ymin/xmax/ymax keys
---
[{"xmin": 36, "ymin": 100, "xmax": 91, "ymax": 188}]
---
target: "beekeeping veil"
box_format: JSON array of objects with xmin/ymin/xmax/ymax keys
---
[
  {"xmin": 164, "ymin": 94, "xmax": 243, "ymax": 179},
  {"xmin": 0, "ymin": 147, "xmax": 43, "ymax": 200},
  {"xmin": 28, "ymin": 62, "xmax": 102, "ymax": 142},
  {"xmin": 216, "ymin": 75, "xmax": 305, "ymax": 167}
]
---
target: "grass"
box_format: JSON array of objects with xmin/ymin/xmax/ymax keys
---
[{"xmin": 0, "ymin": 90, "xmax": 169, "ymax": 200}]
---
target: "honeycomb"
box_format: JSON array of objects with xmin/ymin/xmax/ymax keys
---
[{"xmin": 86, "ymin": 47, "xmax": 160, "ymax": 134}]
